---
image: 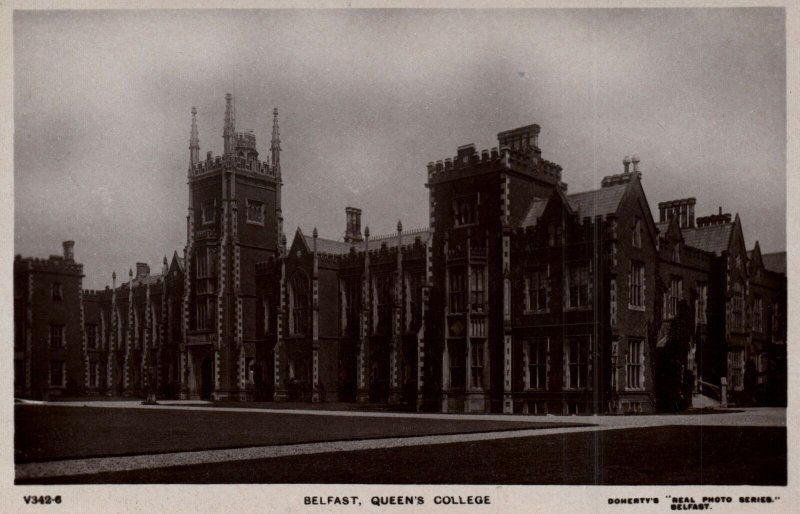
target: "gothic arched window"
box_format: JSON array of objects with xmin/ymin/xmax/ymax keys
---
[{"xmin": 290, "ymin": 272, "xmax": 310, "ymax": 336}]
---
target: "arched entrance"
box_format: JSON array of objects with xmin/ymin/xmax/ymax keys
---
[{"xmin": 200, "ymin": 357, "xmax": 214, "ymax": 400}]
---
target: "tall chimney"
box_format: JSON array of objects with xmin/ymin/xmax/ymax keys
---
[
  {"xmin": 623, "ymin": 155, "xmax": 631, "ymax": 174},
  {"xmin": 344, "ymin": 207, "xmax": 363, "ymax": 243},
  {"xmin": 631, "ymin": 154, "xmax": 640, "ymax": 173},
  {"xmin": 62, "ymin": 241, "xmax": 75, "ymax": 261}
]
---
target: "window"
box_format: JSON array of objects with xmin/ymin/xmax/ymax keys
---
[
  {"xmin": 753, "ymin": 296, "xmax": 763, "ymax": 333},
  {"xmin": 246, "ymin": 199, "xmax": 264, "ymax": 224},
  {"xmin": 454, "ymin": 195, "xmax": 478, "ymax": 226},
  {"xmin": 626, "ymin": 339, "xmax": 643, "ymax": 390},
  {"xmin": 448, "ymin": 267, "xmax": 467, "ymax": 313},
  {"xmin": 263, "ymin": 298, "xmax": 270, "ymax": 336},
  {"xmin": 343, "ymin": 279, "xmax": 361, "ymax": 337},
  {"xmin": 730, "ymin": 349, "xmax": 744, "ymax": 390},
  {"xmin": 672, "ymin": 244, "xmax": 680, "ymax": 263},
  {"xmin": 567, "ymin": 264, "xmax": 590, "ymax": 308},
  {"xmin": 731, "ymin": 282, "xmax": 744, "ymax": 332},
  {"xmin": 201, "ymin": 200, "xmax": 216, "ymax": 224},
  {"xmin": 89, "ymin": 362, "xmax": 100, "ymax": 388},
  {"xmin": 665, "ymin": 278, "xmax": 682, "ymax": 319},
  {"xmin": 629, "ymin": 260, "xmax": 645, "ymax": 308},
  {"xmin": 290, "ymin": 272, "xmax": 310, "ymax": 336},
  {"xmin": 448, "ymin": 340, "xmax": 466, "ymax": 388},
  {"xmin": 49, "ymin": 324, "xmax": 65, "ymax": 348},
  {"xmin": 50, "ymin": 360, "xmax": 65, "ymax": 387},
  {"xmin": 525, "ymin": 266, "xmax": 549, "ymax": 312},
  {"xmin": 548, "ymin": 222, "xmax": 563, "ymax": 247},
  {"xmin": 632, "ymin": 217, "xmax": 642, "ymax": 248},
  {"xmin": 86, "ymin": 324, "xmax": 98, "ymax": 349},
  {"xmin": 470, "ymin": 342, "xmax": 484, "ymax": 388},
  {"xmin": 196, "ymin": 299, "xmax": 213, "ymax": 330},
  {"xmin": 524, "ymin": 338, "xmax": 548, "ymax": 390},
  {"xmin": 51, "ymin": 282, "xmax": 62, "ymax": 300},
  {"xmin": 696, "ymin": 282, "xmax": 708, "ymax": 325},
  {"xmin": 246, "ymin": 358, "xmax": 256, "ymax": 384},
  {"xmin": 470, "ymin": 267, "xmax": 485, "ymax": 312},
  {"xmin": 565, "ymin": 337, "xmax": 590, "ymax": 389},
  {"xmin": 375, "ymin": 273, "xmax": 394, "ymax": 335}
]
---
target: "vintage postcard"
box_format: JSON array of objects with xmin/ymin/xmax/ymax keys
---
[{"xmin": 1, "ymin": 2, "xmax": 795, "ymax": 512}]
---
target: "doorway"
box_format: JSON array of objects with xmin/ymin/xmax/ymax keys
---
[{"xmin": 200, "ymin": 357, "xmax": 214, "ymax": 400}]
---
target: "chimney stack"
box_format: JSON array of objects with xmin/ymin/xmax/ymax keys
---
[
  {"xmin": 631, "ymin": 154, "xmax": 640, "ymax": 173},
  {"xmin": 657, "ymin": 198, "xmax": 696, "ymax": 228},
  {"xmin": 344, "ymin": 207, "xmax": 363, "ymax": 243},
  {"xmin": 62, "ymin": 241, "xmax": 75, "ymax": 262},
  {"xmin": 136, "ymin": 262, "xmax": 150, "ymax": 279},
  {"xmin": 623, "ymin": 155, "xmax": 631, "ymax": 174}
]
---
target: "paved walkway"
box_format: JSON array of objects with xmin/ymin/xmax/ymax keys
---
[{"xmin": 16, "ymin": 402, "xmax": 785, "ymax": 481}]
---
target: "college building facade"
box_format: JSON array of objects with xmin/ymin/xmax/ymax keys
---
[{"xmin": 14, "ymin": 95, "xmax": 787, "ymax": 413}]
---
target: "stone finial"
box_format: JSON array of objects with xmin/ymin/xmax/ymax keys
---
[
  {"xmin": 112, "ymin": 271, "xmax": 116, "ymax": 281},
  {"xmin": 364, "ymin": 226, "xmax": 370, "ymax": 239},
  {"xmin": 190, "ymin": 106, "xmax": 200, "ymax": 166},
  {"xmin": 312, "ymin": 227, "xmax": 318, "ymax": 238},
  {"xmin": 128, "ymin": 268, "xmax": 133, "ymax": 278},
  {"xmin": 397, "ymin": 220, "xmax": 403, "ymax": 233},
  {"xmin": 271, "ymin": 107, "xmax": 281, "ymax": 172}
]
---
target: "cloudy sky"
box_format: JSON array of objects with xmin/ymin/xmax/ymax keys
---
[{"xmin": 14, "ymin": 9, "xmax": 785, "ymax": 289}]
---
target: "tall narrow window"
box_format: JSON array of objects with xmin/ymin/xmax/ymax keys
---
[
  {"xmin": 448, "ymin": 341, "xmax": 466, "ymax": 388},
  {"xmin": 290, "ymin": 272, "xmax": 310, "ymax": 336},
  {"xmin": 375, "ymin": 273, "xmax": 394, "ymax": 335},
  {"xmin": 731, "ymin": 282, "xmax": 744, "ymax": 331},
  {"xmin": 470, "ymin": 342, "xmax": 484, "ymax": 388},
  {"xmin": 344, "ymin": 279, "xmax": 361, "ymax": 337},
  {"xmin": 470, "ymin": 267, "xmax": 485, "ymax": 312},
  {"xmin": 525, "ymin": 266, "xmax": 548, "ymax": 312},
  {"xmin": 263, "ymin": 298, "xmax": 270, "ymax": 336},
  {"xmin": 730, "ymin": 349, "xmax": 744, "ymax": 389},
  {"xmin": 49, "ymin": 324, "xmax": 65, "ymax": 348},
  {"xmin": 632, "ymin": 217, "xmax": 642, "ymax": 248},
  {"xmin": 50, "ymin": 360, "xmax": 65, "ymax": 387},
  {"xmin": 202, "ymin": 200, "xmax": 216, "ymax": 224},
  {"xmin": 51, "ymin": 282, "xmax": 63, "ymax": 300},
  {"xmin": 89, "ymin": 362, "xmax": 99, "ymax": 387},
  {"xmin": 629, "ymin": 260, "xmax": 645, "ymax": 308},
  {"xmin": 567, "ymin": 264, "xmax": 590, "ymax": 308},
  {"xmin": 448, "ymin": 267, "xmax": 467, "ymax": 313},
  {"xmin": 695, "ymin": 282, "xmax": 708, "ymax": 325},
  {"xmin": 753, "ymin": 296, "xmax": 763, "ymax": 333},
  {"xmin": 626, "ymin": 339, "xmax": 643, "ymax": 390},
  {"xmin": 665, "ymin": 277, "xmax": 682, "ymax": 318},
  {"xmin": 524, "ymin": 338, "xmax": 548, "ymax": 390},
  {"xmin": 566, "ymin": 337, "xmax": 590, "ymax": 389},
  {"xmin": 86, "ymin": 324, "xmax": 98, "ymax": 349}
]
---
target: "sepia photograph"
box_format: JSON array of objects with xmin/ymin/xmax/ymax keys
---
[{"xmin": 5, "ymin": 4, "xmax": 793, "ymax": 511}]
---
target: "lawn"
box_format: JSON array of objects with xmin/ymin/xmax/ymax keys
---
[
  {"xmin": 15, "ymin": 405, "xmax": 583, "ymax": 462},
  {"xmin": 18, "ymin": 425, "xmax": 785, "ymax": 485}
]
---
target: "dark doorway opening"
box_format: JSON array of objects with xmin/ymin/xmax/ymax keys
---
[{"xmin": 200, "ymin": 357, "xmax": 213, "ymax": 400}]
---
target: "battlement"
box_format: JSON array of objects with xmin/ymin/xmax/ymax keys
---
[
  {"xmin": 16, "ymin": 255, "xmax": 84, "ymax": 274},
  {"xmin": 83, "ymin": 288, "xmax": 113, "ymax": 300},
  {"xmin": 426, "ymin": 124, "xmax": 563, "ymax": 186},
  {"xmin": 190, "ymin": 153, "xmax": 278, "ymax": 179}
]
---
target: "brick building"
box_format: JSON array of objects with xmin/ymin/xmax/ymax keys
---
[{"xmin": 13, "ymin": 95, "xmax": 787, "ymax": 413}]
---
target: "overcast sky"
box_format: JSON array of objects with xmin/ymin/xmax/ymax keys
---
[{"xmin": 14, "ymin": 8, "xmax": 785, "ymax": 289}]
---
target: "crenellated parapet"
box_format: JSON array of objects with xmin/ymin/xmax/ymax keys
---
[
  {"xmin": 426, "ymin": 126, "xmax": 564, "ymax": 187},
  {"xmin": 190, "ymin": 152, "xmax": 278, "ymax": 179}
]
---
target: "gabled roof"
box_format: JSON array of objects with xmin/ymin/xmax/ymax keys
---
[
  {"xmin": 681, "ymin": 223, "xmax": 733, "ymax": 255},
  {"xmin": 566, "ymin": 183, "xmax": 628, "ymax": 219},
  {"xmin": 302, "ymin": 235, "xmax": 353, "ymax": 255},
  {"xmin": 762, "ymin": 252, "xmax": 786, "ymax": 274},
  {"xmin": 300, "ymin": 228, "xmax": 431, "ymax": 255},
  {"xmin": 519, "ymin": 198, "xmax": 549, "ymax": 228}
]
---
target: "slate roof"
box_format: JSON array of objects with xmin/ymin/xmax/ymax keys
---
[
  {"xmin": 762, "ymin": 252, "xmax": 786, "ymax": 274},
  {"xmin": 681, "ymin": 224, "xmax": 733, "ymax": 255},
  {"xmin": 519, "ymin": 198, "xmax": 549, "ymax": 228},
  {"xmin": 302, "ymin": 228, "xmax": 431, "ymax": 255},
  {"xmin": 566, "ymin": 183, "xmax": 628, "ymax": 219}
]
